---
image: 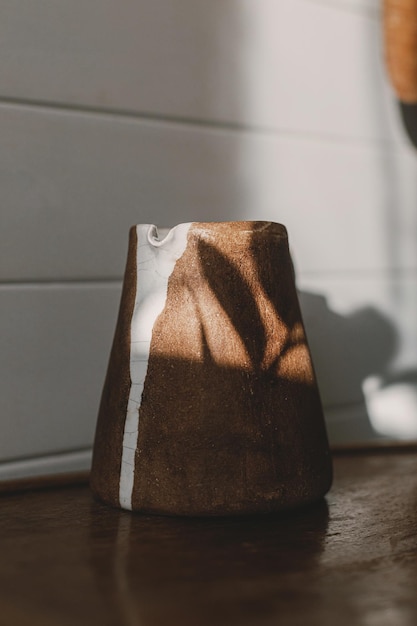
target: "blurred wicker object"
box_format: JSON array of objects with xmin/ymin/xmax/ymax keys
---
[{"xmin": 384, "ymin": 0, "xmax": 417, "ymax": 102}]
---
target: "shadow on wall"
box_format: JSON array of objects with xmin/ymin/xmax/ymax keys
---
[
  {"xmin": 399, "ymin": 103, "xmax": 417, "ymax": 149},
  {"xmin": 299, "ymin": 290, "xmax": 417, "ymax": 444}
]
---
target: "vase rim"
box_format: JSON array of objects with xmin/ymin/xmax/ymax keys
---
[{"xmin": 136, "ymin": 221, "xmax": 288, "ymax": 247}]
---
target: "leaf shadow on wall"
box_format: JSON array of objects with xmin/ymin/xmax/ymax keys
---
[{"xmin": 298, "ymin": 291, "xmax": 400, "ymax": 444}]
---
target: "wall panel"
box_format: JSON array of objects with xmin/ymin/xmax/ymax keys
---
[
  {"xmin": 1, "ymin": 105, "xmax": 415, "ymax": 283},
  {"xmin": 0, "ymin": 0, "xmax": 401, "ymax": 142},
  {"xmin": 0, "ymin": 283, "xmax": 120, "ymax": 461}
]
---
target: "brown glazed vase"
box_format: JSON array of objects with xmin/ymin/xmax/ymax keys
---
[{"xmin": 90, "ymin": 221, "xmax": 332, "ymax": 515}]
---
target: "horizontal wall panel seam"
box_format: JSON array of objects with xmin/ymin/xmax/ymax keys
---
[
  {"xmin": 303, "ymin": 0, "xmax": 379, "ymax": 18},
  {"xmin": 298, "ymin": 268, "xmax": 417, "ymax": 279},
  {"xmin": 0, "ymin": 98, "xmax": 406, "ymax": 150},
  {"xmin": 0, "ymin": 279, "xmax": 123, "ymax": 289},
  {"xmin": 0, "ymin": 446, "xmax": 93, "ymax": 467},
  {"xmin": 1, "ymin": 270, "xmax": 416, "ymax": 290}
]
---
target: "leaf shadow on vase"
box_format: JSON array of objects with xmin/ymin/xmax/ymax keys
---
[{"xmin": 133, "ymin": 228, "xmax": 331, "ymax": 515}]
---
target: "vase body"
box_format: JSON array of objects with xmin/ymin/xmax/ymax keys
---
[{"xmin": 90, "ymin": 221, "xmax": 332, "ymax": 515}]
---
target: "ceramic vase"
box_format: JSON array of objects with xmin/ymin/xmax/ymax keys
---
[{"xmin": 90, "ymin": 221, "xmax": 332, "ymax": 515}]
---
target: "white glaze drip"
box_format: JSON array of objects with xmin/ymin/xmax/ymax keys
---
[{"xmin": 119, "ymin": 222, "xmax": 192, "ymax": 510}]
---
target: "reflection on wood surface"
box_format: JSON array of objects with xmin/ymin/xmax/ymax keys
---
[{"xmin": 1, "ymin": 452, "xmax": 417, "ymax": 625}]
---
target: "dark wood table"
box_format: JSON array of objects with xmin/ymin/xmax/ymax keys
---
[{"xmin": 1, "ymin": 450, "xmax": 417, "ymax": 625}]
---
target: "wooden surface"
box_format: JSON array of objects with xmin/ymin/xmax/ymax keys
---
[{"xmin": 1, "ymin": 451, "xmax": 417, "ymax": 625}]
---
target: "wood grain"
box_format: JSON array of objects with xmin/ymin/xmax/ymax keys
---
[{"xmin": 1, "ymin": 451, "xmax": 417, "ymax": 625}]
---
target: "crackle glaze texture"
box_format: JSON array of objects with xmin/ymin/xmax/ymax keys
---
[{"xmin": 90, "ymin": 221, "xmax": 332, "ymax": 515}]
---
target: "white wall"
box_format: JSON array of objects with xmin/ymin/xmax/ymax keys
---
[{"xmin": 1, "ymin": 0, "xmax": 417, "ymax": 481}]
